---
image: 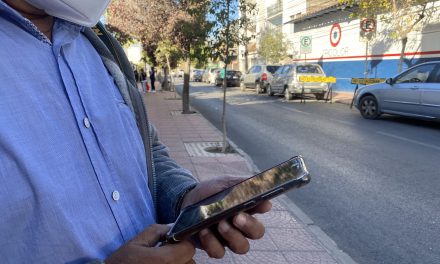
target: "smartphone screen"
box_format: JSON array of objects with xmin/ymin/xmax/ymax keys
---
[{"xmin": 167, "ymin": 156, "xmax": 310, "ymax": 242}]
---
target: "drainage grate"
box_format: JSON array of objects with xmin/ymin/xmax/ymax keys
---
[
  {"xmin": 170, "ymin": 110, "xmax": 198, "ymax": 116},
  {"xmin": 184, "ymin": 142, "xmax": 237, "ymax": 157}
]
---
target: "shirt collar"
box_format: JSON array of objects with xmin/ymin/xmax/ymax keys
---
[{"xmin": 0, "ymin": 0, "xmax": 83, "ymax": 45}]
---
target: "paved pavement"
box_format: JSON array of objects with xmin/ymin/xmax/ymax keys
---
[{"xmin": 143, "ymin": 88, "xmax": 356, "ymax": 264}]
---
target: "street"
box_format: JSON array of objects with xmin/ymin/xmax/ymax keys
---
[{"xmin": 176, "ymin": 82, "xmax": 440, "ymax": 264}]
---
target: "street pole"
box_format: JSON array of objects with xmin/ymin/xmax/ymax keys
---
[{"xmin": 364, "ymin": 40, "xmax": 369, "ymax": 80}]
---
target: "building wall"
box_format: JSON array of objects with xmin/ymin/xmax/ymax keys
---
[{"xmin": 240, "ymin": 0, "xmax": 440, "ymax": 91}]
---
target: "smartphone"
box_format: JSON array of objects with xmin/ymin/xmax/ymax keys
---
[{"xmin": 166, "ymin": 155, "xmax": 310, "ymax": 243}]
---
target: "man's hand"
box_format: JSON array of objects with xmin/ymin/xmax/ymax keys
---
[
  {"xmin": 106, "ymin": 224, "xmax": 195, "ymax": 264},
  {"xmin": 181, "ymin": 177, "xmax": 273, "ymax": 259}
]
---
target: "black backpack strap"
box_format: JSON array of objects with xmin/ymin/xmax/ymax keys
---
[
  {"xmin": 83, "ymin": 25, "xmax": 155, "ymax": 196},
  {"xmin": 91, "ymin": 22, "xmax": 137, "ymax": 87}
]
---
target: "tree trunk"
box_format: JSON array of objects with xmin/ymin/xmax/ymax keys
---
[
  {"xmin": 221, "ymin": 64, "xmax": 229, "ymax": 153},
  {"xmin": 221, "ymin": 0, "xmax": 231, "ymax": 153},
  {"xmin": 182, "ymin": 56, "xmax": 191, "ymax": 114},
  {"xmin": 398, "ymin": 37, "xmax": 408, "ymax": 73},
  {"xmin": 162, "ymin": 66, "xmax": 170, "ymax": 91}
]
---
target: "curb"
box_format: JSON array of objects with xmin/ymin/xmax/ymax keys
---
[{"xmin": 277, "ymin": 195, "xmax": 357, "ymax": 264}]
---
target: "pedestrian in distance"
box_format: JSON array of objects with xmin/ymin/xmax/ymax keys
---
[
  {"xmin": 150, "ymin": 67, "xmax": 156, "ymax": 92},
  {"xmin": 134, "ymin": 67, "xmax": 139, "ymax": 83},
  {"xmin": 140, "ymin": 68, "xmax": 147, "ymax": 93},
  {"xmin": 0, "ymin": 1, "xmax": 272, "ymax": 264}
]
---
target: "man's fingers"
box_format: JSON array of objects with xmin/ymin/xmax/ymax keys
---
[
  {"xmin": 199, "ymin": 228, "xmax": 225, "ymax": 259},
  {"xmin": 218, "ymin": 220, "xmax": 250, "ymax": 254},
  {"xmin": 158, "ymin": 240, "xmax": 196, "ymax": 264},
  {"xmin": 248, "ymin": 200, "xmax": 272, "ymax": 215},
  {"xmin": 132, "ymin": 224, "xmax": 170, "ymax": 247},
  {"xmin": 233, "ymin": 213, "xmax": 265, "ymax": 240}
]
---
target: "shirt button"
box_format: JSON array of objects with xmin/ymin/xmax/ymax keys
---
[
  {"xmin": 83, "ymin": 117, "xmax": 91, "ymax": 128},
  {"xmin": 112, "ymin": 191, "xmax": 120, "ymax": 201}
]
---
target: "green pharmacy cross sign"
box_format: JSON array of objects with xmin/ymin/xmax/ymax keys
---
[{"xmin": 300, "ymin": 36, "xmax": 312, "ymax": 54}]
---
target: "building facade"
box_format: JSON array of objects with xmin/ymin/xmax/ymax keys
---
[{"xmin": 239, "ymin": 0, "xmax": 440, "ymax": 91}]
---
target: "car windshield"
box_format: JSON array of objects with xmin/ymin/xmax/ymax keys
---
[
  {"xmin": 296, "ymin": 65, "xmax": 322, "ymax": 74},
  {"xmin": 266, "ymin": 66, "xmax": 280, "ymax": 74}
]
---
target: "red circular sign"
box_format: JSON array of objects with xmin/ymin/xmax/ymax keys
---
[{"xmin": 330, "ymin": 23, "xmax": 342, "ymax": 47}]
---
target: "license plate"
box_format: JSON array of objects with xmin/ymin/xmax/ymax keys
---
[{"xmin": 233, "ymin": 76, "xmax": 238, "ymax": 79}]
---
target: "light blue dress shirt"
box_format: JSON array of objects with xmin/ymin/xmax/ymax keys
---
[{"xmin": 0, "ymin": 2, "xmax": 156, "ymax": 263}]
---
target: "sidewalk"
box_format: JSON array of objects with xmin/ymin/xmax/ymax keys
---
[{"xmin": 144, "ymin": 90, "xmax": 355, "ymax": 264}]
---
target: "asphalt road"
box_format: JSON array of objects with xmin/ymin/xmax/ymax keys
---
[{"xmin": 175, "ymin": 82, "xmax": 440, "ymax": 264}]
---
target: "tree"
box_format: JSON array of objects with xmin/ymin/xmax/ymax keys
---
[
  {"xmin": 155, "ymin": 40, "xmax": 182, "ymax": 92},
  {"xmin": 258, "ymin": 29, "xmax": 290, "ymax": 64},
  {"xmin": 341, "ymin": 0, "xmax": 436, "ymax": 73},
  {"xmin": 170, "ymin": 0, "xmax": 212, "ymax": 114},
  {"xmin": 208, "ymin": 0, "xmax": 256, "ymax": 152}
]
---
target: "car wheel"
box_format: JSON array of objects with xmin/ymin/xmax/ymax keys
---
[
  {"xmin": 267, "ymin": 85, "xmax": 274, "ymax": 96},
  {"xmin": 285, "ymin": 88, "xmax": 293, "ymax": 101},
  {"xmin": 359, "ymin": 95, "xmax": 380, "ymax": 119},
  {"xmin": 256, "ymin": 83, "xmax": 262, "ymax": 94},
  {"xmin": 240, "ymin": 82, "xmax": 246, "ymax": 91},
  {"xmin": 315, "ymin": 92, "xmax": 326, "ymax": 100}
]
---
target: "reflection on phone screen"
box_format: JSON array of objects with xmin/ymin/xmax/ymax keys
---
[{"xmin": 171, "ymin": 157, "xmax": 308, "ymax": 237}]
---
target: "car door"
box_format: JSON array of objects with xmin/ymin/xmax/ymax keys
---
[
  {"xmin": 253, "ymin": 65, "xmax": 262, "ymax": 88},
  {"xmin": 244, "ymin": 66, "xmax": 254, "ymax": 87},
  {"xmin": 381, "ymin": 63, "xmax": 436, "ymax": 116},
  {"xmin": 271, "ymin": 66, "xmax": 285, "ymax": 92},
  {"xmin": 419, "ymin": 64, "xmax": 440, "ymax": 118},
  {"xmin": 279, "ymin": 65, "xmax": 293, "ymax": 90}
]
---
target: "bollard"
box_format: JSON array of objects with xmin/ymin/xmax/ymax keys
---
[{"xmin": 350, "ymin": 84, "xmax": 359, "ymax": 109}]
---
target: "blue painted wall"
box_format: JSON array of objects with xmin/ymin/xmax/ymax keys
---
[{"xmin": 319, "ymin": 57, "xmax": 440, "ymax": 92}]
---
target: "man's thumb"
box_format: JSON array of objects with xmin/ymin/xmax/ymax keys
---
[{"xmin": 133, "ymin": 224, "xmax": 171, "ymax": 247}]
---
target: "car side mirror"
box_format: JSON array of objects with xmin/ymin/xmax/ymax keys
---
[{"xmin": 386, "ymin": 78, "xmax": 394, "ymax": 85}]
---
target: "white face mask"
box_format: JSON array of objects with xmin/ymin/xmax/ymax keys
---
[{"xmin": 24, "ymin": 0, "xmax": 111, "ymax": 27}]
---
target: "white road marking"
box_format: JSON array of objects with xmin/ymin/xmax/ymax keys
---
[{"xmin": 377, "ymin": 131, "xmax": 440, "ymax": 151}]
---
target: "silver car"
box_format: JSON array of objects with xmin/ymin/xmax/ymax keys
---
[
  {"xmin": 241, "ymin": 64, "xmax": 280, "ymax": 94},
  {"xmin": 267, "ymin": 64, "xmax": 329, "ymax": 100},
  {"xmin": 353, "ymin": 61, "xmax": 440, "ymax": 120}
]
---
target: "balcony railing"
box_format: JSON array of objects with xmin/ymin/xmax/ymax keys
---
[{"xmin": 267, "ymin": 0, "xmax": 282, "ymax": 18}]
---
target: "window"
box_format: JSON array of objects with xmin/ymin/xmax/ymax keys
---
[
  {"xmin": 282, "ymin": 65, "xmax": 293, "ymax": 74},
  {"xmin": 274, "ymin": 66, "xmax": 284, "ymax": 74},
  {"xmin": 247, "ymin": 66, "xmax": 254, "ymax": 74},
  {"xmin": 267, "ymin": 65, "xmax": 280, "ymax": 74},
  {"xmin": 296, "ymin": 65, "xmax": 322, "ymax": 74},
  {"xmin": 430, "ymin": 66, "xmax": 440, "ymax": 83},
  {"xmin": 253, "ymin": 66, "xmax": 262, "ymax": 73},
  {"xmin": 395, "ymin": 64, "xmax": 436, "ymax": 84}
]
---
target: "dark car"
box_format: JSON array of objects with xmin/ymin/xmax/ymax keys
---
[
  {"xmin": 240, "ymin": 64, "xmax": 281, "ymax": 94},
  {"xmin": 215, "ymin": 70, "xmax": 242, "ymax": 87}
]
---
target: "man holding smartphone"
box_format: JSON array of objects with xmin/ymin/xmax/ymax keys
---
[{"xmin": 0, "ymin": 0, "xmax": 271, "ymax": 263}]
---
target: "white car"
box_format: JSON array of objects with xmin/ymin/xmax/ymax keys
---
[{"xmin": 353, "ymin": 61, "xmax": 440, "ymax": 120}]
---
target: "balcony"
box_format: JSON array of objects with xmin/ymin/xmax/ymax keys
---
[{"xmin": 267, "ymin": 0, "xmax": 282, "ymax": 18}]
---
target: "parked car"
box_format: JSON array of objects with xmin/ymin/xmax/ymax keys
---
[
  {"xmin": 190, "ymin": 69, "xmax": 204, "ymax": 82},
  {"xmin": 215, "ymin": 70, "xmax": 242, "ymax": 87},
  {"xmin": 267, "ymin": 63, "xmax": 328, "ymax": 100},
  {"xmin": 241, "ymin": 64, "xmax": 280, "ymax": 94},
  {"xmin": 202, "ymin": 68, "xmax": 219, "ymax": 84},
  {"xmin": 353, "ymin": 61, "xmax": 440, "ymax": 120}
]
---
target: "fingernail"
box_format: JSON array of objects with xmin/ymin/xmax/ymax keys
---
[
  {"xmin": 235, "ymin": 213, "xmax": 246, "ymax": 227},
  {"xmin": 200, "ymin": 229, "xmax": 209, "ymax": 237},
  {"xmin": 219, "ymin": 221, "xmax": 231, "ymax": 233}
]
